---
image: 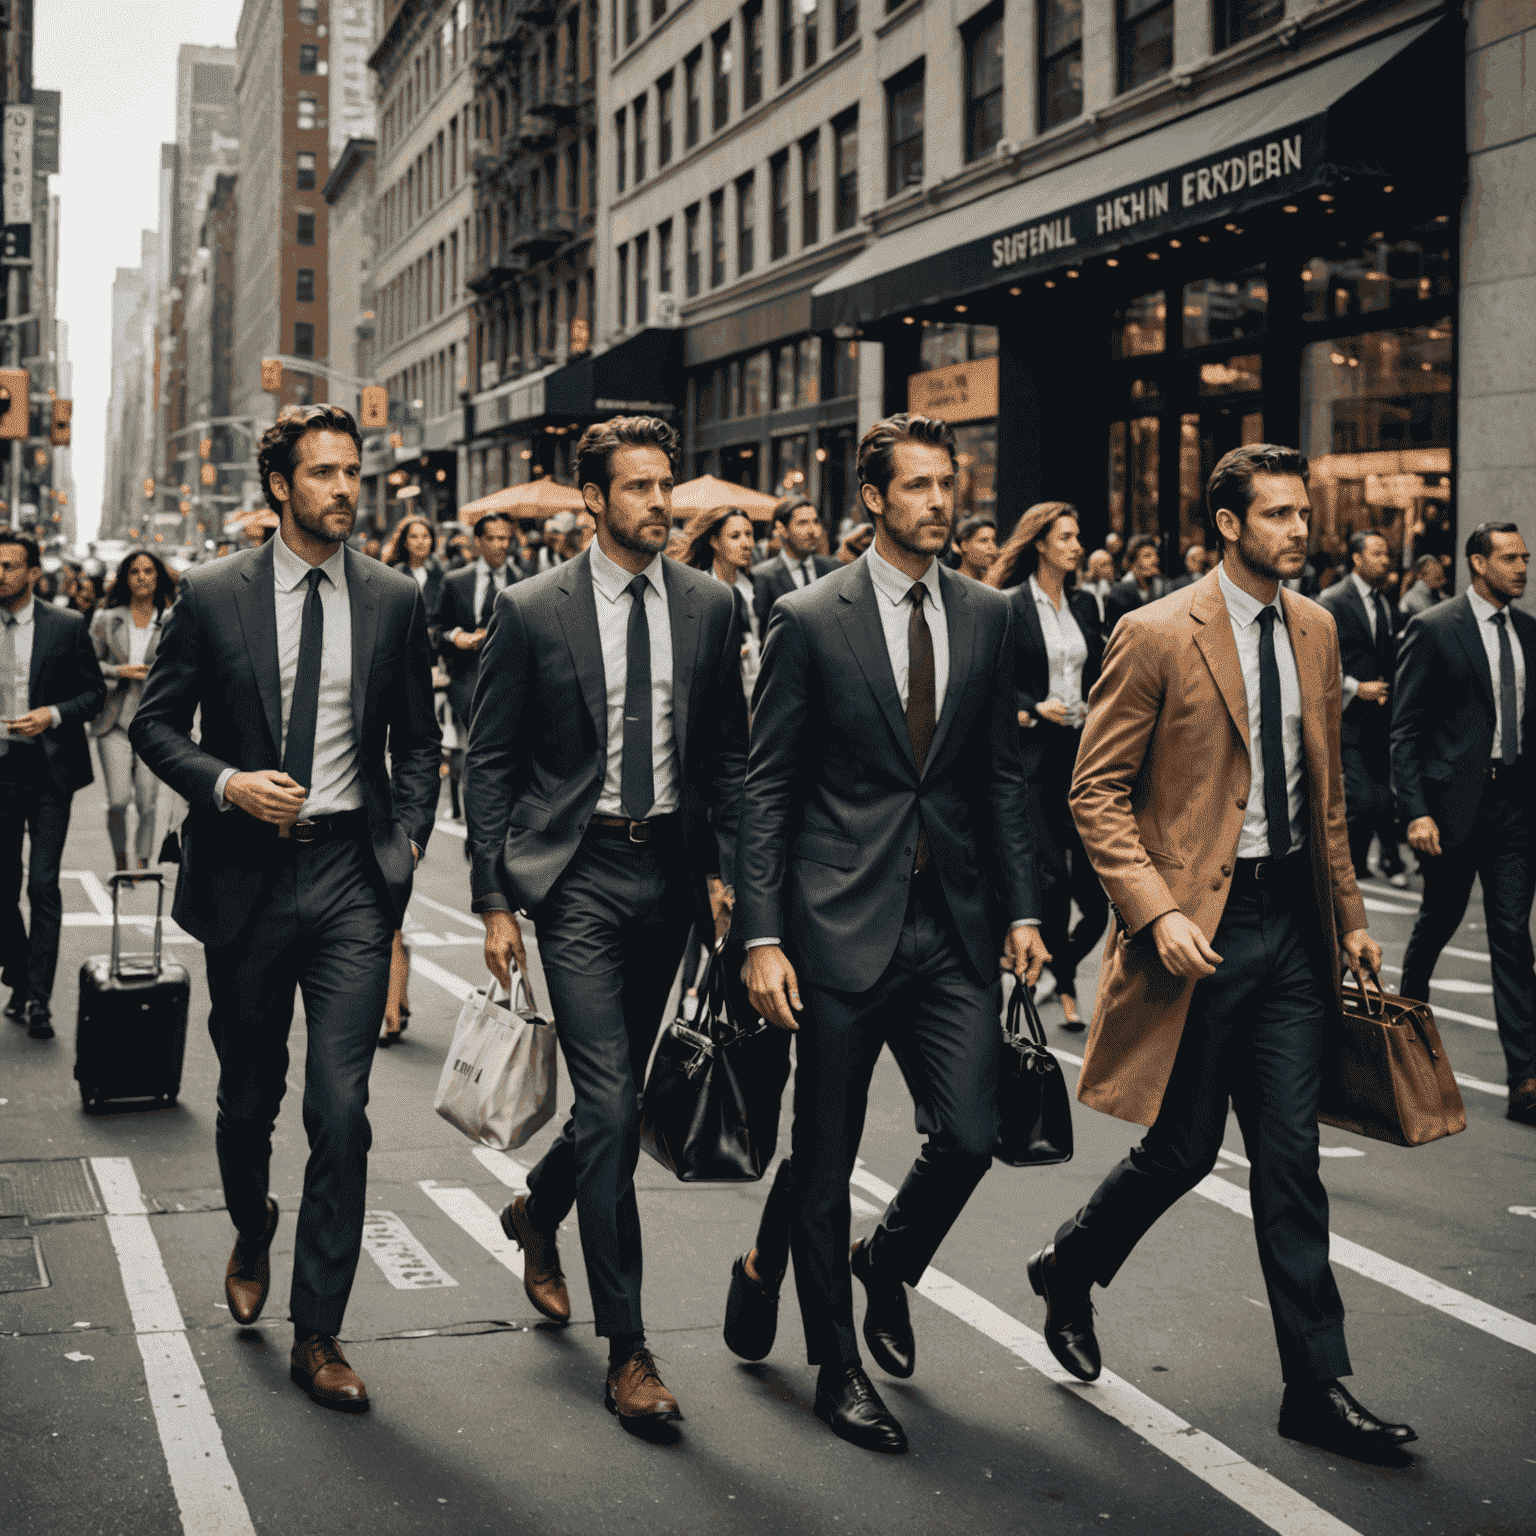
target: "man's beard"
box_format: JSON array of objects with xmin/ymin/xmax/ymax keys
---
[
  {"xmin": 290, "ymin": 497, "xmax": 356, "ymax": 543},
  {"xmin": 1236, "ymin": 527, "xmax": 1298, "ymax": 584},
  {"xmin": 609, "ymin": 518, "xmax": 667, "ymax": 556},
  {"xmin": 884, "ymin": 515, "xmax": 951, "ymax": 558}
]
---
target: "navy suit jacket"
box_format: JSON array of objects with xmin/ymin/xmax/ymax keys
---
[
  {"xmin": 431, "ymin": 562, "xmax": 518, "ymax": 726},
  {"xmin": 14, "ymin": 599, "xmax": 106, "ymax": 795},
  {"xmin": 1317, "ymin": 577, "xmax": 1396, "ymax": 759}
]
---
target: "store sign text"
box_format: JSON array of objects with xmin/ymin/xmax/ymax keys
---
[
  {"xmin": 1181, "ymin": 134, "xmax": 1303, "ymax": 208},
  {"xmin": 992, "ymin": 217, "xmax": 1077, "ymax": 269}
]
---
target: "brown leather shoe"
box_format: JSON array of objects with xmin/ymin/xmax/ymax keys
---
[
  {"xmin": 224, "ymin": 1198, "xmax": 278, "ymax": 1326},
  {"xmin": 290, "ymin": 1334, "xmax": 370, "ymax": 1413},
  {"xmin": 1508, "ymin": 1078, "xmax": 1536, "ymax": 1125},
  {"xmin": 499, "ymin": 1195, "xmax": 571, "ymax": 1323},
  {"xmin": 605, "ymin": 1349, "xmax": 683, "ymax": 1435}
]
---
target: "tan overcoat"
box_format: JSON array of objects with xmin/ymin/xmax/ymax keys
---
[{"xmin": 1068, "ymin": 569, "xmax": 1367, "ymax": 1128}]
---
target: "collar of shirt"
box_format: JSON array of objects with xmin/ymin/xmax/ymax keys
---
[
  {"xmin": 273, "ymin": 529, "xmax": 346, "ymax": 594},
  {"xmin": 780, "ymin": 548, "xmax": 815, "ymax": 580},
  {"xmin": 1467, "ymin": 587, "xmax": 1508, "ymax": 628},
  {"xmin": 1217, "ymin": 560, "xmax": 1283, "ymax": 633},
  {"xmin": 6, "ymin": 597, "xmax": 33, "ymax": 630},
  {"xmin": 1350, "ymin": 571, "xmax": 1378, "ymax": 608},
  {"xmin": 590, "ymin": 540, "xmax": 664, "ymax": 606},
  {"xmin": 867, "ymin": 543, "xmax": 944, "ymax": 617},
  {"xmin": 1029, "ymin": 574, "xmax": 1064, "ymax": 614}
]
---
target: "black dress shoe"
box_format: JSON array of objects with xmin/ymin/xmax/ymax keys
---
[
  {"xmin": 850, "ymin": 1239, "xmax": 914, "ymax": 1379},
  {"xmin": 814, "ymin": 1363, "xmax": 908, "ymax": 1454},
  {"xmin": 25, "ymin": 1002, "xmax": 54, "ymax": 1041},
  {"xmin": 723, "ymin": 1253, "xmax": 781, "ymax": 1361},
  {"xmin": 1278, "ymin": 1381, "xmax": 1417, "ymax": 1459},
  {"xmin": 1027, "ymin": 1244, "xmax": 1100, "ymax": 1382},
  {"xmin": 4, "ymin": 991, "xmax": 25, "ymax": 1023}
]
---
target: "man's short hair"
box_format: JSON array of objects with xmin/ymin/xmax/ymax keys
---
[
  {"xmin": 1203, "ymin": 443, "xmax": 1310, "ymax": 546},
  {"xmin": 473, "ymin": 511, "xmax": 515, "ymax": 539},
  {"xmin": 771, "ymin": 495, "xmax": 815, "ymax": 531},
  {"xmin": 1127, "ymin": 532, "xmax": 1160, "ymax": 559},
  {"xmin": 0, "ymin": 531, "xmax": 40, "ymax": 568},
  {"xmin": 1413, "ymin": 553, "xmax": 1442, "ymax": 574},
  {"xmin": 856, "ymin": 414, "xmax": 957, "ymax": 502},
  {"xmin": 574, "ymin": 415, "xmax": 678, "ymax": 498},
  {"xmin": 257, "ymin": 404, "xmax": 363, "ymax": 515},
  {"xmin": 1466, "ymin": 521, "xmax": 1520, "ymax": 562},
  {"xmin": 1348, "ymin": 529, "xmax": 1386, "ymax": 560},
  {"xmin": 956, "ymin": 514, "xmax": 996, "ymax": 545}
]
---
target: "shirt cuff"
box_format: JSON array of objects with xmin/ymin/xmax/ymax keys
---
[
  {"xmin": 745, "ymin": 937, "xmax": 779, "ymax": 949},
  {"xmin": 215, "ymin": 767, "xmax": 236, "ymax": 810},
  {"xmin": 1342, "ymin": 675, "xmax": 1359, "ymax": 709},
  {"xmin": 449, "ymin": 626, "xmax": 465, "ymax": 641},
  {"xmin": 1010, "ymin": 919, "xmax": 1040, "ymax": 929},
  {"xmin": 48, "ymin": 706, "xmax": 61, "ymax": 729}
]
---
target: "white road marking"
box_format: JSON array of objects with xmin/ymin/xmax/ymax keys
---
[
  {"xmin": 1317, "ymin": 1147, "xmax": 1366, "ymax": 1158},
  {"xmin": 471, "ymin": 1146, "xmax": 530, "ymax": 1192},
  {"xmin": 1360, "ymin": 897, "xmax": 1417, "ymax": 917},
  {"xmin": 64, "ymin": 1351, "xmax": 94, "ymax": 1362},
  {"xmin": 434, "ymin": 819, "xmax": 468, "ymax": 840},
  {"xmin": 64, "ymin": 869, "xmax": 114, "ymax": 916},
  {"xmin": 418, "ymin": 1180, "xmax": 524, "ymax": 1280},
  {"xmin": 1430, "ymin": 977, "xmax": 1494, "ymax": 995},
  {"xmin": 1441, "ymin": 945, "xmax": 1492, "ymax": 963},
  {"xmin": 1430, "ymin": 1005, "xmax": 1497, "ymax": 1031},
  {"xmin": 410, "ymin": 892, "xmax": 482, "ymax": 931},
  {"xmin": 1453, "ymin": 1072, "xmax": 1508, "ymax": 1099},
  {"xmin": 361, "ymin": 1211, "xmax": 458, "ymax": 1290},
  {"xmin": 1509, "ymin": 1207, "xmax": 1536, "ymax": 1220},
  {"xmin": 409, "ymin": 953, "xmax": 476, "ymax": 1001},
  {"xmin": 91, "ymin": 1157, "xmax": 256, "ymax": 1536}
]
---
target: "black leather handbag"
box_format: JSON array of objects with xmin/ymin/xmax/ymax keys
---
[
  {"xmin": 639, "ymin": 943, "xmax": 772, "ymax": 1183},
  {"xmin": 994, "ymin": 975, "xmax": 1074, "ymax": 1166}
]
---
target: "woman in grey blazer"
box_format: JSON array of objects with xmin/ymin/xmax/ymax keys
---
[{"xmin": 90, "ymin": 552, "xmax": 176, "ymax": 869}]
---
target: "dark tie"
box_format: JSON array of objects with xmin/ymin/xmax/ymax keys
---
[
  {"xmin": 1372, "ymin": 593, "xmax": 1393, "ymax": 678},
  {"xmin": 907, "ymin": 584, "xmax": 936, "ymax": 870},
  {"xmin": 1493, "ymin": 611, "xmax": 1519, "ymax": 764},
  {"xmin": 1256, "ymin": 607, "xmax": 1290, "ymax": 860},
  {"xmin": 478, "ymin": 570, "xmax": 499, "ymax": 627},
  {"xmin": 620, "ymin": 575, "xmax": 654, "ymax": 821},
  {"xmin": 0, "ymin": 612, "xmax": 15, "ymax": 758},
  {"xmin": 283, "ymin": 568, "xmax": 325, "ymax": 796},
  {"xmin": 802, "ymin": 560, "xmax": 815, "ymax": 588}
]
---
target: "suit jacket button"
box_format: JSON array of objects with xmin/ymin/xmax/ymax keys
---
[
  {"xmin": 1211, "ymin": 879, "xmax": 1222, "ymax": 890},
  {"xmin": 1220, "ymin": 865, "xmax": 1232, "ymax": 877},
  {"xmin": 1236, "ymin": 798, "xmax": 1247, "ymax": 809}
]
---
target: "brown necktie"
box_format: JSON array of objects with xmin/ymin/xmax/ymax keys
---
[{"xmin": 907, "ymin": 583, "xmax": 935, "ymax": 870}]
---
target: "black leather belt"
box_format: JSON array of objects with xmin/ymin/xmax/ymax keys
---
[
  {"xmin": 278, "ymin": 809, "xmax": 369, "ymax": 844},
  {"xmin": 586, "ymin": 813, "xmax": 680, "ymax": 844},
  {"xmin": 1234, "ymin": 850, "xmax": 1308, "ymax": 883}
]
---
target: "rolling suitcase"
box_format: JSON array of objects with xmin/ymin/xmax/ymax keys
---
[{"xmin": 75, "ymin": 871, "xmax": 190, "ymax": 1115}]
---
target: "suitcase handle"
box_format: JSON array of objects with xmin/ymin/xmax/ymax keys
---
[{"xmin": 109, "ymin": 870, "xmax": 163, "ymax": 981}]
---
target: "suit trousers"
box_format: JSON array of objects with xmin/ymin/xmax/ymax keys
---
[
  {"xmin": 1340, "ymin": 741, "xmax": 1402, "ymax": 877},
  {"xmin": 523, "ymin": 833, "xmax": 693, "ymax": 1336},
  {"xmin": 96, "ymin": 725, "xmax": 160, "ymax": 866},
  {"xmin": 790, "ymin": 869, "xmax": 999, "ymax": 1365},
  {"xmin": 203, "ymin": 835, "xmax": 392, "ymax": 1335},
  {"xmin": 0, "ymin": 749, "xmax": 72, "ymax": 1005},
  {"xmin": 1401, "ymin": 776, "xmax": 1536, "ymax": 1085},
  {"xmin": 1052, "ymin": 862, "xmax": 1352, "ymax": 1385},
  {"xmin": 1036, "ymin": 726, "xmax": 1109, "ymax": 999}
]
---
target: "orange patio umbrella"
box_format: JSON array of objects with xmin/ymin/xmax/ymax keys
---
[
  {"xmin": 458, "ymin": 476, "xmax": 587, "ymax": 522},
  {"xmin": 668, "ymin": 475, "xmax": 781, "ymax": 517}
]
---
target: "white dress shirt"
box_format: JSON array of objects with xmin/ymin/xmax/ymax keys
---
[
  {"xmin": 590, "ymin": 540, "xmax": 678, "ymax": 819},
  {"xmin": 216, "ymin": 532, "xmax": 362, "ymax": 817},
  {"xmin": 1468, "ymin": 587, "xmax": 1527, "ymax": 759},
  {"xmin": 1029, "ymin": 575, "xmax": 1089, "ymax": 721},
  {"xmin": 781, "ymin": 548, "xmax": 820, "ymax": 591},
  {"xmin": 713, "ymin": 565, "xmax": 760, "ymax": 697},
  {"xmin": 1081, "ymin": 578, "xmax": 1113, "ymax": 625},
  {"xmin": 409, "ymin": 563, "xmax": 429, "ymax": 590},
  {"xmin": 1218, "ymin": 563, "xmax": 1307, "ymax": 859},
  {"xmin": 2, "ymin": 598, "xmax": 63, "ymax": 739},
  {"xmin": 127, "ymin": 615, "xmax": 154, "ymax": 667},
  {"xmin": 866, "ymin": 544, "xmax": 949, "ymax": 718},
  {"xmin": 1340, "ymin": 571, "xmax": 1386, "ymax": 709}
]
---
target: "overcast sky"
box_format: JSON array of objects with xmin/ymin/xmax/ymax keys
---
[{"xmin": 36, "ymin": 1, "xmax": 245, "ymax": 547}]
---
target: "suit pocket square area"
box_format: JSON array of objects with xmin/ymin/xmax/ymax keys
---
[{"xmin": 790, "ymin": 830, "xmax": 857, "ymax": 870}]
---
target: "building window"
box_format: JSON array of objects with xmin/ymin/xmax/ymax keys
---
[
  {"xmin": 1214, "ymin": 0, "xmax": 1283, "ymax": 50},
  {"xmin": 658, "ymin": 72, "xmax": 674, "ymax": 166},
  {"xmin": 658, "ymin": 219, "xmax": 673, "ymax": 292},
  {"xmin": 800, "ymin": 130, "xmax": 820, "ymax": 245},
  {"xmin": 652, "ymin": 0, "xmax": 667, "ymax": 18},
  {"xmin": 1119, "ymin": 0, "xmax": 1173, "ymax": 93},
  {"xmin": 685, "ymin": 49, "xmax": 702, "ymax": 149},
  {"xmin": 296, "ymin": 152, "xmax": 316, "ymax": 190},
  {"xmin": 835, "ymin": 0, "xmax": 857, "ymax": 45},
  {"xmin": 886, "ymin": 65, "xmax": 923, "ymax": 197},
  {"xmin": 805, "ymin": 0, "xmax": 819, "ymax": 66},
  {"xmin": 615, "ymin": 108, "xmax": 627, "ymax": 191},
  {"xmin": 296, "ymin": 212, "xmax": 316, "ymax": 245},
  {"xmin": 685, "ymin": 203, "xmax": 701, "ymax": 296},
  {"xmin": 965, "ymin": 8, "xmax": 1005, "ymax": 162},
  {"xmin": 294, "ymin": 321, "xmax": 315, "ymax": 357},
  {"xmin": 709, "ymin": 190, "xmax": 726, "ymax": 286},
  {"xmin": 617, "ymin": 242, "xmax": 629, "ymax": 327},
  {"xmin": 778, "ymin": 0, "xmax": 795, "ymax": 84},
  {"xmin": 634, "ymin": 94, "xmax": 648, "ymax": 181},
  {"xmin": 1039, "ymin": 0, "xmax": 1083, "ymax": 129},
  {"xmin": 298, "ymin": 1, "xmax": 318, "ymax": 23},
  {"xmin": 296, "ymin": 268, "xmax": 315, "ymax": 303},
  {"xmin": 736, "ymin": 172, "xmax": 755, "ymax": 274},
  {"xmin": 586, "ymin": 129, "xmax": 597, "ymax": 214},
  {"xmin": 635, "ymin": 231, "xmax": 650, "ymax": 324},
  {"xmin": 712, "ymin": 26, "xmax": 732, "ymax": 131},
  {"xmin": 298, "ymin": 43, "xmax": 318, "ymax": 72},
  {"xmin": 833, "ymin": 108, "xmax": 858, "ymax": 232},
  {"xmin": 743, "ymin": 2, "xmax": 764, "ymax": 108},
  {"xmin": 297, "ymin": 91, "xmax": 317, "ymax": 130},
  {"xmin": 625, "ymin": 0, "xmax": 639, "ymax": 47},
  {"xmin": 769, "ymin": 150, "xmax": 789, "ymax": 259}
]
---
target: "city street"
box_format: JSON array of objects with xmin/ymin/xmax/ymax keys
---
[{"xmin": 1, "ymin": 785, "xmax": 1531, "ymax": 1536}]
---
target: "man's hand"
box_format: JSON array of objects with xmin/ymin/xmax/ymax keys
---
[
  {"xmin": 706, "ymin": 876, "xmax": 733, "ymax": 941},
  {"xmin": 1407, "ymin": 815, "xmax": 1441, "ymax": 857},
  {"xmin": 1149, "ymin": 910, "xmax": 1223, "ymax": 979},
  {"xmin": 1356, "ymin": 679, "xmax": 1390, "ymax": 705},
  {"xmin": 1341, "ymin": 927, "xmax": 1384, "ymax": 997},
  {"xmin": 745, "ymin": 944, "xmax": 801, "ymax": 1032},
  {"xmin": 453, "ymin": 629, "xmax": 486, "ymax": 651},
  {"xmin": 117, "ymin": 663, "xmax": 151, "ymax": 682},
  {"xmin": 1034, "ymin": 699, "xmax": 1072, "ymax": 727},
  {"xmin": 482, "ymin": 909, "xmax": 529, "ymax": 994},
  {"xmin": 1003, "ymin": 926, "xmax": 1051, "ymax": 986},
  {"xmin": 3, "ymin": 707, "xmax": 53, "ymax": 739},
  {"xmin": 224, "ymin": 770, "xmax": 307, "ymax": 827}
]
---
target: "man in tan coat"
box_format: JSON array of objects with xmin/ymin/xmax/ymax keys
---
[{"xmin": 1025, "ymin": 445, "xmax": 1417, "ymax": 1463}]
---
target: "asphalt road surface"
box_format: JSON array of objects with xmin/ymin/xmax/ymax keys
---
[{"xmin": 3, "ymin": 785, "xmax": 1532, "ymax": 1536}]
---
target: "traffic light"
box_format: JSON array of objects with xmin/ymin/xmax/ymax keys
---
[
  {"xmin": 199, "ymin": 437, "xmax": 212, "ymax": 459},
  {"xmin": 32, "ymin": 446, "xmax": 48, "ymax": 470},
  {"xmin": 0, "ymin": 368, "xmax": 29, "ymax": 440},
  {"xmin": 360, "ymin": 385, "xmax": 388, "ymax": 429},
  {"xmin": 201, "ymin": 462, "xmax": 216, "ymax": 486},
  {"xmin": 49, "ymin": 398, "xmax": 72, "ymax": 447},
  {"xmin": 261, "ymin": 358, "xmax": 284, "ymax": 393},
  {"xmin": 142, "ymin": 478, "xmax": 155, "ymax": 499}
]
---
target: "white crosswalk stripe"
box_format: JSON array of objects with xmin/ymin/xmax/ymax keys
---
[
  {"xmin": 419, "ymin": 1179, "xmax": 525, "ymax": 1280},
  {"xmin": 361, "ymin": 1211, "xmax": 458, "ymax": 1289}
]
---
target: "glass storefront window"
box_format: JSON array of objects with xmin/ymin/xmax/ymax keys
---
[
  {"xmin": 727, "ymin": 360, "xmax": 742, "ymax": 418},
  {"xmin": 797, "ymin": 336, "xmax": 821, "ymax": 405},
  {"xmin": 721, "ymin": 442, "xmax": 760, "ymax": 488},
  {"xmin": 775, "ymin": 344, "xmax": 797, "ymax": 411},
  {"xmin": 832, "ymin": 339, "xmax": 858, "ymax": 398},
  {"xmin": 1302, "ymin": 234, "xmax": 1453, "ymax": 324},
  {"xmin": 1107, "ymin": 416, "xmax": 1159, "ymax": 534},
  {"xmin": 953, "ymin": 424, "xmax": 997, "ymax": 522},
  {"xmin": 697, "ymin": 369, "xmax": 718, "ymax": 424},
  {"xmin": 1182, "ymin": 268, "xmax": 1267, "ymax": 348},
  {"xmin": 1112, "ymin": 291, "xmax": 1165, "ymax": 359},
  {"xmin": 919, "ymin": 322, "xmax": 970, "ymax": 370},
  {"xmin": 742, "ymin": 350, "xmax": 770, "ymax": 417},
  {"xmin": 772, "ymin": 433, "xmax": 809, "ymax": 497},
  {"xmin": 1198, "ymin": 354, "xmax": 1263, "ymax": 395},
  {"xmin": 821, "ymin": 423, "xmax": 858, "ymax": 529}
]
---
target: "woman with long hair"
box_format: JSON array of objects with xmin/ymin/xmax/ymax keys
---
[
  {"xmin": 90, "ymin": 551, "xmax": 177, "ymax": 870},
  {"xmin": 986, "ymin": 503, "xmax": 1108, "ymax": 1028},
  {"xmin": 679, "ymin": 504, "xmax": 759, "ymax": 680},
  {"xmin": 380, "ymin": 513, "xmax": 445, "ymax": 613}
]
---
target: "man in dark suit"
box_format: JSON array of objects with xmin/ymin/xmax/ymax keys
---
[
  {"xmin": 431, "ymin": 510, "xmax": 518, "ymax": 733},
  {"xmin": 732, "ymin": 414, "xmax": 1047, "ymax": 1454},
  {"xmin": 1392, "ymin": 521, "xmax": 1536, "ymax": 1125},
  {"xmin": 132, "ymin": 405, "xmax": 441, "ymax": 1412},
  {"xmin": 1, "ymin": 533, "xmax": 106, "ymax": 1038},
  {"xmin": 1166, "ymin": 542, "xmax": 1207, "ymax": 593},
  {"xmin": 1103, "ymin": 532, "xmax": 1164, "ymax": 631},
  {"xmin": 1318, "ymin": 530, "xmax": 1408, "ymax": 886},
  {"xmin": 750, "ymin": 496, "xmax": 838, "ymax": 639},
  {"xmin": 468, "ymin": 415, "xmax": 746, "ymax": 1437}
]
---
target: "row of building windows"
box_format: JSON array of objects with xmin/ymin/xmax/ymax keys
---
[
  {"xmin": 380, "ymin": 110, "xmax": 471, "ymax": 253},
  {"xmin": 473, "ymin": 131, "xmax": 597, "ymax": 269},
  {"xmin": 617, "ymin": 0, "xmax": 856, "ymax": 60},
  {"xmin": 476, "ymin": 272, "xmax": 596, "ymax": 380},
  {"xmin": 379, "ymin": 220, "xmax": 473, "ymax": 352},
  {"xmin": 380, "ymin": 0, "xmax": 470, "ymax": 161},
  {"xmin": 385, "ymin": 340, "xmax": 464, "ymax": 425}
]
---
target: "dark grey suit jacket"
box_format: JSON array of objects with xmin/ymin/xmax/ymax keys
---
[
  {"xmin": 130, "ymin": 539, "xmax": 442, "ymax": 946},
  {"xmin": 737, "ymin": 557, "xmax": 1039, "ymax": 993},
  {"xmin": 1317, "ymin": 577, "xmax": 1396, "ymax": 757},
  {"xmin": 464, "ymin": 546, "xmax": 749, "ymax": 914},
  {"xmin": 750, "ymin": 552, "xmax": 839, "ymax": 641},
  {"xmin": 15, "ymin": 599, "xmax": 106, "ymax": 795}
]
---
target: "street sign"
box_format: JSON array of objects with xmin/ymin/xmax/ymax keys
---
[
  {"xmin": 49, "ymin": 397, "xmax": 71, "ymax": 446},
  {"xmin": 260, "ymin": 358, "xmax": 283, "ymax": 393},
  {"xmin": 31, "ymin": 91, "xmax": 60, "ymax": 176},
  {"xmin": 3, "ymin": 105, "xmax": 32, "ymax": 264},
  {"xmin": 360, "ymin": 384, "xmax": 388, "ymax": 429}
]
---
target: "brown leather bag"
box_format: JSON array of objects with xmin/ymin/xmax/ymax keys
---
[{"xmin": 1318, "ymin": 975, "xmax": 1466, "ymax": 1147}]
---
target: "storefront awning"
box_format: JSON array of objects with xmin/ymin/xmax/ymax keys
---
[
  {"xmin": 811, "ymin": 17, "xmax": 1456, "ymax": 331},
  {"xmin": 545, "ymin": 326, "xmax": 683, "ymax": 418}
]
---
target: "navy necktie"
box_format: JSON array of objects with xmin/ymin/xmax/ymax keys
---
[
  {"xmin": 1493, "ymin": 611, "xmax": 1519, "ymax": 765},
  {"xmin": 283, "ymin": 568, "xmax": 325, "ymax": 797},
  {"xmin": 1256, "ymin": 607, "xmax": 1290, "ymax": 859},
  {"xmin": 620, "ymin": 575, "xmax": 654, "ymax": 821}
]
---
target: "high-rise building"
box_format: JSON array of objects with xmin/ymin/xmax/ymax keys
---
[
  {"xmin": 323, "ymin": 138, "xmax": 378, "ymax": 508},
  {"xmin": 101, "ymin": 232, "xmax": 162, "ymax": 545}
]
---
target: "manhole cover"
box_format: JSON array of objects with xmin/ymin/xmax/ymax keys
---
[
  {"xmin": 0, "ymin": 1234, "xmax": 50, "ymax": 1292},
  {"xmin": 0, "ymin": 1160, "xmax": 104, "ymax": 1220}
]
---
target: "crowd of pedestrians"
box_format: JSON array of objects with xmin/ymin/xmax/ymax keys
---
[{"xmin": 2, "ymin": 400, "xmax": 1531, "ymax": 1471}]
